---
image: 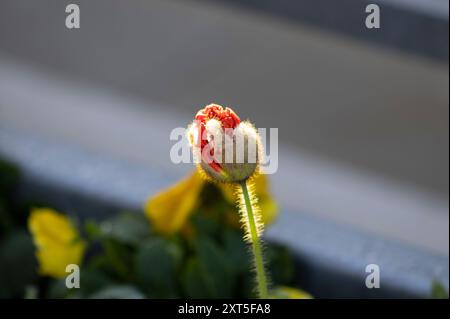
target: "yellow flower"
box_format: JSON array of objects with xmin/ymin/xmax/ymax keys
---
[
  {"xmin": 28, "ymin": 208, "xmax": 86, "ymax": 278},
  {"xmin": 145, "ymin": 171, "xmax": 204, "ymax": 234},
  {"xmin": 145, "ymin": 171, "xmax": 278, "ymax": 234},
  {"xmin": 270, "ymin": 286, "xmax": 313, "ymax": 299}
]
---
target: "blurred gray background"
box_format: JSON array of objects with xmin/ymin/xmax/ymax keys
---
[{"xmin": 0, "ymin": 0, "xmax": 448, "ymax": 256}]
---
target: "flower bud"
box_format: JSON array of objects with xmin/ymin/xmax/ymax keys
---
[{"xmin": 188, "ymin": 104, "xmax": 261, "ymax": 183}]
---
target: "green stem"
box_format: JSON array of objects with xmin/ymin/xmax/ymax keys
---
[{"xmin": 240, "ymin": 180, "xmax": 269, "ymax": 298}]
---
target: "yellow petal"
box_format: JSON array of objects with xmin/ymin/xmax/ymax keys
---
[
  {"xmin": 29, "ymin": 208, "xmax": 78, "ymax": 246},
  {"xmin": 28, "ymin": 208, "xmax": 86, "ymax": 279},
  {"xmin": 145, "ymin": 171, "xmax": 205, "ymax": 234},
  {"xmin": 270, "ymin": 286, "xmax": 313, "ymax": 299},
  {"xmin": 258, "ymin": 195, "xmax": 278, "ymax": 225},
  {"xmin": 36, "ymin": 240, "xmax": 86, "ymax": 279}
]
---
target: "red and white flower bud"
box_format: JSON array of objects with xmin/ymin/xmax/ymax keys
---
[{"xmin": 188, "ymin": 104, "xmax": 261, "ymax": 183}]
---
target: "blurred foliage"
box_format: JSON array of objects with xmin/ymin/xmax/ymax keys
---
[
  {"xmin": 0, "ymin": 158, "xmax": 20, "ymax": 236},
  {"xmin": 1, "ymin": 157, "xmax": 447, "ymax": 299},
  {"xmin": 430, "ymin": 281, "xmax": 449, "ymax": 299},
  {"xmin": 0, "ymin": 158, "xmax": 39, "ymax": 298},
  {"xmin": 270, "ymin": 286, "xmax": 312, "ymax": 299},
  {"xmin": 0, "ymin": 159, "xmax": 304, "ymax": 299},
  {"xmin": 0, "ymin": 231, "xmax": 38, "ymax": 298}
]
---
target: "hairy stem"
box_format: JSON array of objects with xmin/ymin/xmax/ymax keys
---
[{"xmin": 240, "ymin": 180, "xmax": 268, "ymax": 298}]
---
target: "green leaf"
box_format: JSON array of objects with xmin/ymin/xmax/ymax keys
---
[
  {"xmin": 98, "ymin": 212, "xmax": 150, "ymax": 245},
  {"xmin": 84, "ymin": 219, "xmax": 102, "ymax": 239},
  {"xmin": 47, "ymin": 279, "xmax": 74, "ymax": 299},
  {"xmin": 181, "ymin": 257, "xmax": 214, "ymax": 298},
  {"xmin": 0, "ymin": 159, "xmax": 20, "ymax": 233},
  {"xmin": 89, "ymin": 285, "xmax": 145, "ymax": 299},
  {"xmin": 431, "ymin": 281, "xmax": 449, "ymax": 299},
  {"xmin": 222, "ymin": 229, "xmax": 250, "ymax": 275},
  {"xmin": 102, "ymin": 239, "xmax": 134, "ymax": 280},
  {"xmin": 77, "ymin": 268, "xmax": 114, "ymax": 296},
  {"xmin": 135, "ymin": 238, "xmax": 182, "ymax": 298},
  {"xmin": 0, "ymin": 231, "xmax": 38, "ymax": 298},
  {"xmin": 190, "ymin": 213, "xmax": 221, "ymax": 240},
  {"xmin": 266, "ymin": 244, "xmax": 295, "ymax": 286},
  {"xmin": 240, "ymin": 270, "xmax": 258, "ymax": 298},
  {"xmin": 48, "ymin": 270, "xmax": 111, "ymax": 299},
  {"xmin": 193, "ymin": 237, "xmax": 234, "ymax": 298},
  {"xmin": 0, "ymin": 158, "xmax": 20, "ymax": 194},
  {"xmin": 0, "ymin": 198, "xmax": 14, "ymax": 234}
]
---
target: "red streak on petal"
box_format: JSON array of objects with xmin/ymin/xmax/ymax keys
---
[
  {"xmin": 208, "ymin": 161, "xmax": 223, "ymax": 173},
  {"xmin": 194, "ymin": 104, "xmax": 241, "ymax": 173},
  {"xmin": 195, "ymin": 104, "xmax": 241, "ymax": 128}
]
